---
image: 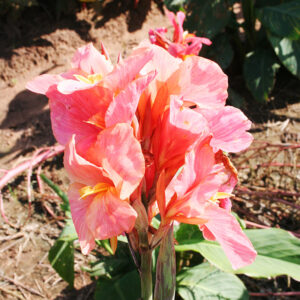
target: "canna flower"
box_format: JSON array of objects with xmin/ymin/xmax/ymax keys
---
[
  {"xmin": 135, "ymin": 45, "xmax": 253, "ymax": 158},
  {"xmin": 149, "ymin": 10, "xmax": 211, "ymax": 59},
  {"xmin": 151, "ymin": 96, "xmax": 209, "ymax": 172},
  {"xmin": 26, "ymin": 38, "xmax": 256, "ymax": 272},
  {"xmin": 26, "ymin": 43, "xmax": 156, "ymax": 153},
  {"xmin": 136, "ymin": 44, "xmax": 228, "ymax": 145},
  {"xmin": 64, "ymin": 123, "xmax": 145, "ymax": 254},
  {"xmin": 196, "ymin": 106, "xmax": 253, "ymax": 153},
  {"xmin": 155, "ymin": 139, "xmax": 256, "ymax": 270}
]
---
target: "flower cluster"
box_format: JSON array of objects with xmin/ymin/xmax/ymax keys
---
[
  {"xmin": 149, "ymin": 10, "xmax": 212, "ymax": 59},
  {"xmin": 27, "ymin": 16, "xmax": 256, "ymax": 270}
]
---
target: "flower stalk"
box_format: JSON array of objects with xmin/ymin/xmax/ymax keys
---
[{"xmin": 140, "ymin": 243, "xmax": 153, "ymax": 300}]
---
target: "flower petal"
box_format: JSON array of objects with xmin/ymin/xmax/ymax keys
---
[
  {"xmin": 103, "ymin": 47, "xmax": 154, "ymax": 92},
  {"xmin": 200, "ymin": 204, "xmax": 257, "ymax": 270},
  {"xmin": 166, "ymin": 140, "xmax": 216, "ymax": 201},
  {"xmin": 68, "ymin": 183, "xmax": 96, "ymax": 255},
  {"xmin": 71, "ymin": 43, "xmax": 113, "ymax": 75},
  {"xmin": 26, "ymin": 74, "xmax": 62, "ymax": 94},
  {"xmin": 87, "ymin": 190, "xmax": 137, "ymax": 240},
  {"xmin": 202, "ymin": 106, "xmax": 253, "ymax": 153},
  {"xmin": 48, "ymin": 85, "xmax": 110, "ymax": 145},
  {"xmin": 138, "ymin": 44, "xmax": 181, "ymax": 82},
  {"xmin": 105, "ymin": 71, "xmax": 156, "ymax": 128},
  {"xmin": 87, "ymin": 124, "xmax": 145, "ymax": 199},
  {"xmin": 166, "ymin": 10, "xmax": 185, "ymax": 43},
  {"xmin": 168, "ymin": 55, "xmax": 228, "ymax": 109},
  {"xmin": 57, "ymin": 79, "xmax": 93, "ymax": 95},
  {"xmin": 152, "ymin": 97, "xmax": 209, "ymax": 170},
  {"xmin": 64, "ymin": 135, "xmax": 109, "ymax": 186}
]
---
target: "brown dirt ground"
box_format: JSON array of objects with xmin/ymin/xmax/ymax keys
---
[{"xmin": 0, "ymin": 1, "xmax": 300, "ymax": 299}]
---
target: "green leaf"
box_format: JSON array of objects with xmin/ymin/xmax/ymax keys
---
[
  {"xmin": 175, "ymin": 228, "xmax": 300, "ymax": 280},
  {"xmin": 232, "ymin": 212, "xmax": 246, "ymax": 230},
  {"xmin": 244, "ymin": 48, "xmax": 280, "ymax": 102},
  {"xmin": 177, "ymin": 262, "xmax": 249, "ymax": 300},
  {"xmin": 164, "ymin": 0, "xmax": 189, "ymax": 11},
  {"xmin": 84, "ymin": 257, "xmax": 129, "ymax": 278},
  {"xmin": 154, "ymin": 226, "xmax": 176, "ymax": 300},
  {"xmin": 228, "ymin": 88, "xmax": 245, "ymax": 109},
  {"xmin": 117, "ymin": 235, "xmax": 128, "ymax": 243},
  {"xmin": 255, "ymin": 0, "xmax": 292, "ymax": 9},
  {"xmin": 96, "ymin": 239, "xmax": 114, "ymax": 255},
  {"xmin": 258, "ymin": 0, "xmax": 300, "ymax": 40},
  {"xmin": 268, "ymin": 34, "xmax": 300, "ymax": 78},
  {"xmin": 205, "ymin": 34, "xmax": 234, "ymax": 69},
  {"xmin": 40, "ymin": 173, "xmax": 70, "ymax": 212},
  {"xmin": 48, "ymin": 218, "xmax": 76, "ymax": 287},
  {"xmin": 185, "ymin": 0, "xmax": 230, "ymax": 39},
  {"xmin": 152, "ymin": 215, "xmax": 161, "ymax": 229},
  {"xmin": 59, "ymin": 218, "xmax": 78, "ymax": 242},
  {"xmin": 48, "ymin": 240, "xmax": 74, "ymax": 287},
  {"xmin": 94, "ymin": 270, "xmax": 141, "ymax": 300},
  {"xmin": 174, "ymin": 223, "xmax": 203, "ymax": 243}
]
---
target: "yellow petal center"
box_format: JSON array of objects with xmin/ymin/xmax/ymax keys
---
[
  {"xmin": 74, "ymin": 73, "xmax": 103, "ymax": 85},
  {"xmin": 210, "ymin": 192, "xmax": 233, "ymax": 204},
  {"xmin": 79, "ymin": 182, "xmax": 111, "ymax": 199}
]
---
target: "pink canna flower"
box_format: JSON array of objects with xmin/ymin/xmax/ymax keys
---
[
  {"xmin": 26, "ymin": 43, "xmax": 156, "ymax": 152},
  {"xmin": 136, "ymin": 44, "xmax": 228, "ymax": 146},
  {"xmin": 64, "ymin": 123, "xmax": 145, "ymax": 254},
  {"xmin": 149, "ymin": 10, "xmax": 211, "ymax": 59},
  {"xmin": 151, "ymin": 96, "xmax": 209, "ymax": 172},
  {"xmin": 197, "ymin": 106, "xmax": 254, "ymax": 153},
  {"xmin": 26, "ymin": 43, "xmax": 113, "ymax": 95},
  {"xmin": 156, "ymin": 139, "xmax": 256, "ymax": 269},
  {"xmin": 26, "ymin": 37, "xmax": 256, "ymax": 275}
]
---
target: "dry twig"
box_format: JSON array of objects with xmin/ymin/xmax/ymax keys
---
[
  {"xmin": 0, "ymin": 285, "xmax": 25, "ymax": 300},
  {"xmin": 0, "ymin": 145, "xmax": 64, "ymax": 227},
  {"xmin": 0, "ymin": 274, "xmax": 45, "ymax": 298}
]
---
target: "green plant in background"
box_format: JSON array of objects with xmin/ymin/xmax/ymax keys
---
[
  {"xmin": 0, "ymin": 0, "xmax": 38, "ymax": 19},
  {"xmin": 0, "ymin": 0, "xmax": 81, "ymax": 21},
  {"xmin": 41, "ymin": 173, "xmax": 300, "ymax": 299},
  {"xmin": 165, "ymin": 0, "xmax": 300, "ymax": 103}
]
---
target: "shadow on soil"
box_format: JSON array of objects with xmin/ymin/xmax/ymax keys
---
[
  {"xmin": 0, "ymin": 4, "xmax": 92, "ymax": 60},
  {"xmin": 94, "ymin": 0, "xmax": 163, "ymax": 32},
  {"xmin": 229, "ymin": 68, "xmax": 300, "ymax": 124},
  {"xmin": 54, "ymin": 282, "xmax": 96, "ymax": 300},
  {"xmin": 0, "ymin": 89, "xmax": 55, "ymax": 159},
  {"xmin": 0, "ymin": 0, "xmax": 164, "ymax": 60}
]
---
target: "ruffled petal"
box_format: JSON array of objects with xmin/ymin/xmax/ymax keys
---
[
  {"xmin": 64, "ymin": 135, "xmax": 109, "ymax": 186},
  {"xmin": 152, "ymin": 97, "xmax": 209, "ymax": 170},
  {"xmin": 57, "ymin": 79, "xmax": 93, "ymax": 95},
  {"xmin": 105, "ymin": 71, "xmax": 156, "ymax": 128},
  {"xmin": 168, "ymin": 55, "xmax": 228, "ymax": 109},
  {"xmin": 68, "ymin": 183, "xmax": 96, "ymax": 255},
  {"xmin": 71, "ymin": 43, "xmax": 113, "ymax": 75},
  {"xmin": 200, "ymin": 204, "xmax": 257, "ymax": 270},
  {"xmin": 166, "ymin": 141, "xmax": 216, "ymax": 201},
  {"xmin": 26, "ymin": 74, "xmax": 62, "ymax": 94},
  {"xmin": 166, "ymin": 172, "xmax": 226, "ymax": 221},
  {"xmin": 202, "ymin": 106, "xmax": 253, "ymax": 153},
  {"xmin": 48, "ymin": 85, "xmax": 110, "ymax": 145},
  {"xmin": 103, "ymin": 47, "xmax": 154, "ymax": 92},
  {"xmin": 87, "ymin": 190, "xmax": 137, "ymax": 240},
  {"xmin": 138, "ymin": 44, "xmax": 181, "ymax": 82},
  {"xmin": 87, "ymin": 124, "xmax": 145, "ymax": 199}
]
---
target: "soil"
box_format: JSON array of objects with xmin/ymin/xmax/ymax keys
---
[{"xmin": 0, "ymin": 1, "xmax": 299, "ymax": 299}]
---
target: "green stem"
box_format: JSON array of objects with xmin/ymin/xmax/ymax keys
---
[
  {"xmin": 140, "ymin": 247, "xmax": 153, "ymax": 300},
  {"xmin": 132, "ymin": 198, "xmax": 153, "ymax": 299}
]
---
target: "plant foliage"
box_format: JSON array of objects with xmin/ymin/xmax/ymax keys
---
[{"xmin": 165, "ymin": 0, "xmax": 300, "ymax": 102}]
